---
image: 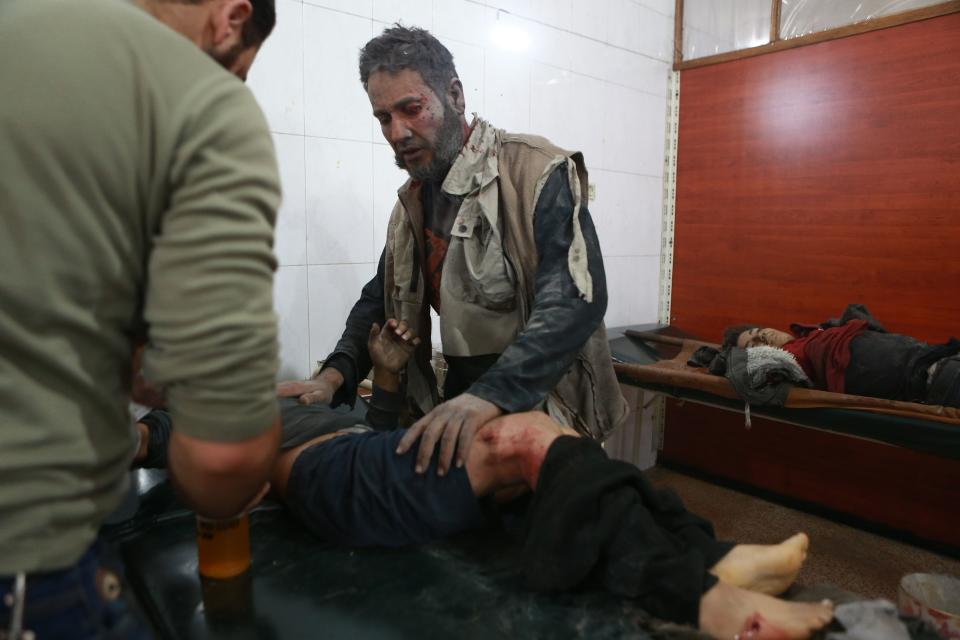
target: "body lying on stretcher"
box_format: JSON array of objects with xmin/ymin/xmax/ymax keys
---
[
  {"xmin": 698, "ymin": 304, "xmax": 960, "ymax": 410},
  {"xmin": 132, "ymin": 319, "xmax": 837, "ymax": 639},
  {"xmin": 612, "ymin": 305, "xmax": 960, "ymax": 430}
]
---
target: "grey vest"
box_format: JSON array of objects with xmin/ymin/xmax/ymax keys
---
[{"xmin": 383, "ymin": 117, "xmax": 628, "ymax": 440}]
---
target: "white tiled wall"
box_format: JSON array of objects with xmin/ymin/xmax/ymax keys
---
[{"xmin": 248, "ymin": 0, "xmax": 674, "ymax": 380}]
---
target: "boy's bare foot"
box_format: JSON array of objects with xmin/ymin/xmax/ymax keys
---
[
  {"xmin": 699, "ymin": 580, "xmax": 833, "ymax": 639},
  {"xmin": 711, "ymin": 533, "xmax": 809, "ymax": 595}
]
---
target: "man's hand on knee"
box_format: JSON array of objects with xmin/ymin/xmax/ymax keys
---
[{"xmin": 396, "ymin": 393, "xmax": 502, "ymax": 476}]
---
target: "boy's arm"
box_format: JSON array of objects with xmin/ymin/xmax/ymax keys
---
[{"xmin": 365, "ymin": 320, "xmax": 419, "ymax": 429}]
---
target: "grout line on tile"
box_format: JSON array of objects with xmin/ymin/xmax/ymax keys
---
[
  {"xmin": 469, "ymin": 0, "xmax": 671, "ymax": 64},
  {"xmin": 301, "ymin": 1, "xmax": 372, "ymax": 22},
  {"xmin": 300, "ymin": 0, "xmax": 312, "ymax": 377}
]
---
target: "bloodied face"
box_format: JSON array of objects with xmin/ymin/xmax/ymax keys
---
[{"xmin": 367, "ymin": 68, "xmax": 465, "ymax": 182}]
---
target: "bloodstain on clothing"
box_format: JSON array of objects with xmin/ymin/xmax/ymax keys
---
[
  {"xmin": 420, "ymin": 179, "xmax": 462, "ymax": 313},
  {"xmin": 423, "ymin": 227, "xmax": 449, "ymax": 312}
]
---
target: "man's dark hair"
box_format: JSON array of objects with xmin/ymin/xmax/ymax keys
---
[
  {"xmin": 169, "ymin": 0, "xmax": 275, "ymax": 48},
  {"xmin": 722, "ymin": 324, "xmax": 760, "ymax": 349},
  {"xmin": 359, "ymin": 25, "xmax": 458, "ymax": 100},
  {"xmin": 242, "ymin": 0, "xmax": 276, "ymax": 48}
]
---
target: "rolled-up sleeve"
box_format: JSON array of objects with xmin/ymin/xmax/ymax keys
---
[
  {"xmin": 322, "ymin": 249, "xmax": 387, "ymax": 407},
  {"xmin": 143, "ymin": 78, "xmax": 281, "ymax": 442}
]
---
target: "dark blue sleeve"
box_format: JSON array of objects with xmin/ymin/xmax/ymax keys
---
[
  {"xmin": 363, "ymin": 384, "xmax": 406, "ymax": 429},
  {"xmin": 467, "ymin": 164, "xmax": 607, "ymax": 412},
  {"xmin": 322, "ymin": 250, "xmax": 387, "ymax": 408}
]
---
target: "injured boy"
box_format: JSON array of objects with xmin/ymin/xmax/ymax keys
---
[
  {"xmin": 723, "ymin": 304, "xmax": 960, "ymax": 407},
  {"xmin": 135, "ymin": 319, "xmax": 833, "ymax": 639}
]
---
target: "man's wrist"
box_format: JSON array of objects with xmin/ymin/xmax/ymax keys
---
[
  {"xmin": 465, "ymin": 384, "xmax": 509, "ymax": 414},
  {"xmin": 315, "ymin": 366, "xmax": 345, "ymax": 387}
]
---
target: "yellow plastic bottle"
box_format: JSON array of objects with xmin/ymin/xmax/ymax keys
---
[{"xmin": 196, "ymin": 512, "xmax": 251, "ymax": 579}]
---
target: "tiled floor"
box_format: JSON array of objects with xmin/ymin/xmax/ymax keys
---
[{"xmin": 646, "ymin": 466, "xmax": 960, "ymax": 602}]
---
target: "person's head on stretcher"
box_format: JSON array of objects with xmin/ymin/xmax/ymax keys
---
[
  {"xmin": 718, "ymin": 315, "xmax": 960, "ymax": 406},
  {"xmin": 724, "ymin": 325, "xmax": 794, "ymax": 349}
]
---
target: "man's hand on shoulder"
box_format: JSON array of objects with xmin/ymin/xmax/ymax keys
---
[
  {"xmin": 276, "ymin": 367, "xmax": 344, "ymax": 405},
  {"xmin": 396, "ymin": 393, "xmax": 503, "ymax": 476}
]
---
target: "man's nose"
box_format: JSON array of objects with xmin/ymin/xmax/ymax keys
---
[{"xmin": 387, "ymin": 118, "xmax": 411, "ymax": 145}]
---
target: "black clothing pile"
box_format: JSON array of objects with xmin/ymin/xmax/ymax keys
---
[{"xmin": 520, "ymin": 436, "xmax": 733, "ymax": 627}]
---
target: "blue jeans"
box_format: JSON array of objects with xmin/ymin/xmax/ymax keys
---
[{"xmin": 0, "ymin": 543, "xmax": 151, "ymax": 640}]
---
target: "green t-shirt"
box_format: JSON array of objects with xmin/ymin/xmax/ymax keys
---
[{"xmin": 0, "ymin": 0, "xmax": 281, "ymax": 572}]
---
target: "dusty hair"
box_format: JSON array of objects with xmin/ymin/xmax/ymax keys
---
[{"xmin": 359, "ymin": 25, "xmax": 458, "ymax": 100}]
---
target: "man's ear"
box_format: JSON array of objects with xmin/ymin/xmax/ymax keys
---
[
  {"xmin": 447, "ymin": 77, "xmax": 466, "ymax": 115},
  {"xmin": 212, "ymin": 0, "xmax": 252, "ymax": 46}
]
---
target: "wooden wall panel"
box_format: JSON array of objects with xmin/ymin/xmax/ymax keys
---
[
  {"xmin": 672, "ymin": 13, "xmax": 960, "ymax": 343},
  {"xmin": 665, "ymin": 14, "xmax": 960, "ymax": 548},
  {"xmin": 660, "ymin": 401, "xmax": 960, "ymax": 549}
]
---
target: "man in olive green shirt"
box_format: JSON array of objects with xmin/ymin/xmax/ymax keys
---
[{"xmin": 0, "ymin": 0, "xmax": 281, "ymax": 636}]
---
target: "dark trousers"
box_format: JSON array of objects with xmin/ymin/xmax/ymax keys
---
[
  {"xmin": 520, "ymin": 437, "xmax": 734, "ymax": 627},
  {"xmin": 285, "ymin": 430, "xmax": 488, "ymax": 548},
  {"xmin": 928, "ymin": 356, "xmax": 960, "ymax": 408},
  {"xmin": 0, "ymin": 543, "xmax": 151, "ymax": 640}
]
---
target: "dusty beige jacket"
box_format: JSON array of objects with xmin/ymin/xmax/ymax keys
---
[{"xmin": 383, "ymin": 117, "xmax": 628, "ymax": 440}]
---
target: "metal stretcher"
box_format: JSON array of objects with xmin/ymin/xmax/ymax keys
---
[{"xmin": 609, "ymin": 328, "xmax": 960, "ymax": 461}]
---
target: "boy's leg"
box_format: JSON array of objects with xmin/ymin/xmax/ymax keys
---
[
  {"xmin": 275, "ymin": 429, "xmax": 488, "ymax": 548},
  {"xmin": 515, "ymin": 428, "xmax": 831, "ymax": 637},
  {"xmin": 270, "ymin": 413, "xmax": 576, "ymax": 524},
  {"xmin": 463, "ymin": 411, "xmax": 577, "ymax": 495},
  {"xmin": 269, "ymin": 410, "xmax": 578, "ymax": 548},
  {"xmin": 272, "ymin": 413, "xmax": 831, "ymax": 637}
]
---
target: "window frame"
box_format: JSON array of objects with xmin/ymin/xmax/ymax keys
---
[{"xmin": 673, "ymin": 0, "xmax": 960, "ymax": 70}]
